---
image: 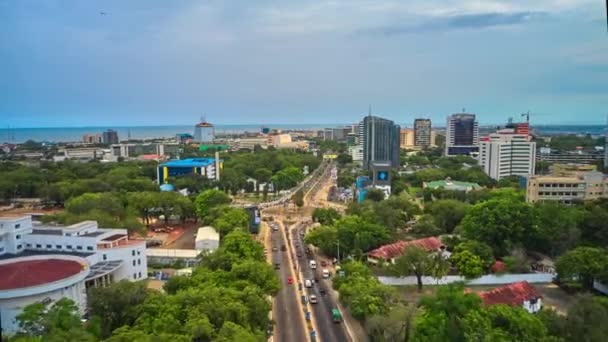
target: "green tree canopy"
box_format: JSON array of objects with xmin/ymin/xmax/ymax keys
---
[
  {"xmin": 555, "ymin": 247, "xmax": 608, "ymax": 290},
  {"xmin": 425, "ymin": 199, "xmax": 470, "ymax": 234},
  {"xmin": 195, "ymin": 189, "xmax": 232, "ymax": 222}
]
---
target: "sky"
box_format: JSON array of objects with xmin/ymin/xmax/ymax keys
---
[{"xmin": 0, "ymin": 0, "xmax": 607, "ymax": 127}]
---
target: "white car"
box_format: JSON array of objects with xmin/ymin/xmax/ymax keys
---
[
  {"xmin": 322, "ymin": 269, "xmax": 330, "ymax": 279},
  {"xmin": 309, "ymin": 294, "xmax": 318, "ymax": 304},
  {"xmin": 305, "ymin": 279, "xmax": 313, "ymax": 288}
]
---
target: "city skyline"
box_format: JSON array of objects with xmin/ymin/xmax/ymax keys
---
[{"xmin": 1, "ymin": 1, "xmax": 607, "ymax": 127}]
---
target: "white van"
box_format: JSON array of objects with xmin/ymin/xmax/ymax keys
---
[
  {"xmin": 305, "ymin": 279, "xmax": 313, "ymax": 288},
  {"xmin": 309, "ymin": 260, "xmax": 317, "ymax": 269},
  {"xmin": 322, "ymin": 269, "xmax": 330, "ymax": 279}
]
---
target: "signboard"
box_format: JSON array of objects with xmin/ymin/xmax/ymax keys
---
[{"xmin": 323, "ymin": 154, "xmax": 338, "ymax": 160}]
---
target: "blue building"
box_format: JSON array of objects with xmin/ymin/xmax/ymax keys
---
[
  {"xmin": 157, "ymin": 158, "xmax": 221, "ymax": 185},
  {"xmin": 355, "ymin": 176, "xmax": 371, "ymax": 203}
]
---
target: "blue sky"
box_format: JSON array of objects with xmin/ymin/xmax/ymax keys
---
[{"xmin": 1, "ymin": 0, "xmax": 607, "ymax": 127}]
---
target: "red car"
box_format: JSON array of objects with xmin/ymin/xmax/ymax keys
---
[{"xmin": 287, "ymin": 277, "xmax": 293, "ymax": 284}]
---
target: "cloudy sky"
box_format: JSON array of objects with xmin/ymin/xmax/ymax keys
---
[{"xmin": 1, "ymin": 0, "xmax": 606, "ymax": 127}]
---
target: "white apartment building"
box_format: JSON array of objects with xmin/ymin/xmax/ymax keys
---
[
  {"xmin": 479, "ymin": 131, "xmax": 536, "ymax": 180},
  {"xmin": 0, "ymin": 215, "xmax": 146, "ymax": 334}
]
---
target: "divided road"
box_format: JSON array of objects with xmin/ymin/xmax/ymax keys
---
[{"xmin": 271, "ymin": 221, "xmax": 307, "ymax": 342}]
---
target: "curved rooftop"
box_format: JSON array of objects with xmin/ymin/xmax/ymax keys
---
[{"xmin": 0, "ymin": 258, "xmax": 85, "ymax": 291}]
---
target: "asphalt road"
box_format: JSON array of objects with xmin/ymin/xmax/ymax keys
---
[
  {"xmin": 271, "ymin": 221, "xmax": 308, "ymax": 342},
  {"xmin": 292, "ymin": 223, "xmax": 349, "ymax": 342}
]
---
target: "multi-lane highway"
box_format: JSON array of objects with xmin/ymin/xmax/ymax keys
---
[{"xmin": 270, "ymin": 220, "xmax": 308, "ymax": 342}]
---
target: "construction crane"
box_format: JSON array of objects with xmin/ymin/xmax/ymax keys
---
[{"xmin": 521, "ymin": 111, "xmax": 550, "ymax": 123}]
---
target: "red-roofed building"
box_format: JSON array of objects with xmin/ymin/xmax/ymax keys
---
[
  {"xmin": 367, "ymin": 237, "xmax": 446, "ymax": 264},
  {"xmin": 491, "ymin": 260, "xmax": 506, "ymax": 273},
  {"xmin": 478, "ymin": 281, "xmax": 542, "ymax": 313}
]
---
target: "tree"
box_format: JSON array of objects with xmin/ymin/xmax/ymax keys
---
[
  {"xmin": 453, "ymin": 240, "xmax": 494, "ymax": 270},
  {"xmin": 211, "ymin": 206, "xmax": 250, "ymax": 238},
  {"xmin": 580, "ymin": 202, "xmax": 608, "ymax": 247},
  {"xmin": 253, "ymin": 168, "xmax": 272, "ymax": 184},
  {"xmin": 312, "ymin": 207, "xmax": 341, "ymax": 225},
  {"xmin": 195, "ymin": 189, "xmax": 231, "ymax": 222},
  {"xmin": 366, "ymin": 304, "xmax": 416, "ymax": 342},
  {"xmin": 461, "ymin": 304, "xmax": 550, "ymax": 341},
  {"xmin": 292, "ymin": 189, "xmax": 304, "ymax": 208},
  {"xmin": 336, "ymin": 153, "xmax": 353, "ymax": 165},
  {"xmin": 271, "ymin": 166, "xmax": 303, "ymax": 191},
  {"xmin": 534, "ymin": 202, "xmax": 582, "ymax": 257},
  {"xmin": 458, "ymin": 199, "xmax": 535, "ymax": 256},
  {"xmin": 425, "ymin": 200, "xmax": 469, "ymax": 234},
  {"xmin": 15, "ymin": 298, "xmax": 96, "ymax": 341},
  {"xmin": 365, "ymin": 188, "xmax": 386, "ymax": 202},
  {"xmin": 450, "ymin": 249, "xmax": 484, "ymax": 279},
  {"xmin": 393, "ymin": 246, "xmax": 436, "ymax": 291},
  {"xmin": 411, "ymin": 215, "xmax": 443, "ymax": 238},
  {"xmin": 87, "ymin": 280, "xmax": 151, "ymax": 338},
  {"xmin": 555, "ymin": 247, "xmax": 608, "ymax": 290},
  {"xmin": 563, "ymin": 295, "xmax": 608, "ymax": 341}
]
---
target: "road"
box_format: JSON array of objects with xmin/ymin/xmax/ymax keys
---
[
  {"xmin": 291, "ymin": 222, "xmax": 349, "ymax": 342},
  {"xmin": 270, "ymin": 221, "xmax": 308, "ymax": 342}
]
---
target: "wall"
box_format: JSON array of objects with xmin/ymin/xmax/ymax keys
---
[{"xmin": 378, "ymin": 273, "xmax": 554, "ymax": 286}]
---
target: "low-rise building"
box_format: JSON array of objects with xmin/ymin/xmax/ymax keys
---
[
  {"xmin": 0, "ymin": 215, "xmax": 146, "ymax": 334},
  {"xmin": 525, "ymin": 171, "xmax": 607, "ymax": 203},
  {"xmin": 367, "ymin": 237, "xmax": 445, "ymax": 264},
  {"xmin": 110, "ymin": 142, "xmax": 179, "ymax": 161},
  {"xmin": 157, "ymin": 158, "xmax": 221, "ymax": 185},
  {"xmin": 423, "ymin": 179, "xmax": 481, "ymax": 192},
  {"xmin": 195, "ymin": 227, "xmax": 219, "ymax": 252},
  {"xmin": 477, "ymin": 281, "xmax": 542, "ymax": 314}
]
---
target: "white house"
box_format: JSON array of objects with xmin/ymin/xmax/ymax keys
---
[{"xmin": 195, "ymin": 227, "xmax": 219, "ymax": 252}]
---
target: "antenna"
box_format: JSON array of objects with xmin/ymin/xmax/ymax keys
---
[
  {"xmin": 368, "ymin": 105, "xmax": 372, "ymax": 116},
  {"xmin": 200, "ymin": 114, "xmax": 206, "ymax": 123}
]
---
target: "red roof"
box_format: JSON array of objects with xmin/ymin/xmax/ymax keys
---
[
  {"xmin": 368, "ymin": 237, "xmax": 443, "ymax": 260},
  {"xmin": 0, "ymin": 259, "xmax": 85, "ymax": 290},
  {"xmin": 491, "ymin": 260, "xmax": 506, "ymax": 273},
  {"xmin": 478, "ymin": 281, "xmax": 541, "ymax": 307}
]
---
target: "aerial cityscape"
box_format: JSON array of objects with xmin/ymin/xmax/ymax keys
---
[{"xmin": 1, "ymin": 1, "xmax": 608, "ymax": 342}]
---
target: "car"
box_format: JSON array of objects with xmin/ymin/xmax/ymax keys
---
[
  {"xmin": 272, "ymin": 246, "xmax": 278, "ymax": 252},
  {"xmin": 305, "ymin": 279, "xmax": 313, "ymax": 288},
  {"xmin": 281, "ymin": 245, "xmax": 287, "ymax": 251},
  {"xmin": 322, "ymin": 269, "xmax": 330, "ymax": 279},
  {"xmin": 309, "ymin": 294, "xmax": 318, "ymax": 304},
  {"xmin": 287, "ymin": 277, "xmax": 293, "ymax": 284},
  {"xmin": 319, "ymin": 287, "xmax": 327, "ymax": 296},
  {"xmin": 296, "ymin": 251, "xmax": 302, "ymax": 258},
  {"xmin": 320, "ymin": 260, "xmax": 327, "ymax": 267}
]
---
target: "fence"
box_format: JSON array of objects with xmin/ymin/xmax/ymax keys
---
[{"xmin": 378, "ymin": 273, "xmax": 555, "ymax": 286}]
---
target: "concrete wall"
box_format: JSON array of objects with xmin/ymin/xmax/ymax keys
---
[{"xmin": 378, "ymin": 273, "xmax": 554, "ymax": 286}]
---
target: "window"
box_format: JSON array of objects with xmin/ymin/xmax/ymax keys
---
[
  {"xmin": 66, "ymin": 245, "xmax": 72, "ymax": 249},
  {"xmin": 26, "ymin": 243, "xmax": 31, "ymax": 248},
  {"xmin": 137, "ymin": 250, "xmax": 141, "ymax": 255},
  {"xmin": 15, "ymin": 224, "xmax": 20, "ymax": 229},
  {"xmin": 16, "ymin": 235, "xmax": 21, "ymax": 240},
  {"xmin": 17, "ymin": 244, "xmax": 22, "ymax": 249},
  {"xmin": 36, "ymin": 244, "xmax": 42, "ymax": 248},
  {"xmin": 46, "ymin": 244, "xmax": 52, "ymax": 249},
  {"xmin": 132, "ymin": 250, "xmax": 135, "ymax": 256},
  {"xmin": 138, "ymin": 272, "xmax": 142, "ymax": 278},
  {"xmin": 76, "ymin": 246, "xmax": 83, "ymax": 250},
  {"xmin": 137, "ymin": 259, "xmax": 141, "ymax": 265},
  {"xmin": 86, "ymin": 246, "xmax": 93, "ymax": 251},
  {"xmin": 56, "ymin": 245, "xmax": 62, "ymax": 249},
  {"xmin": 133, "ymin": 273, "xmax": 137, "ymax": 280},
  {"xmin": 103, "ymin": 254, "xmax": 107, "ymax": 261},
  {"xmin": 132, "ymin": 260, "xmax": 136, "ymax": 266}
]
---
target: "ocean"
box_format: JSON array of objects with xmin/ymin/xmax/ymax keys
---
[{"xmin": 0, "ymin": 124, "xmax": 605, "ymax": 144}]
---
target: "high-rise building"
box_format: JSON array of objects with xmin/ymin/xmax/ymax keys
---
[
  {"xmin": 362, "ymin": 114, "xmax": 400, "ymax": 169},
  {"xmin": 82, "ymin": 134, "xmax": 102, "ymax": 144},
  {"xmin": 445, "ymin": 113, "xmax": 479, "ymax": 156},
  {"xmin": 479, "ymin": 130, "xmax": 536, "ymax": 180},
  {"xmin": 400, "ymin": 128, "xmax": 415, "ymax": 149},
  {"xmin": 194, "ymin": 119, "xmax": 215, "ymax": 143},
  {"xmin": 102, "ymin": 129, "xmax": 119, "ymax": 144},
  {"xmin": 414, "ymin": 119, "xmax": 432, "ymax": 148}
]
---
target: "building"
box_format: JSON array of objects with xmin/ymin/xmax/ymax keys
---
[
  {"xmin": 157, "ymin": 158, "xmax": 221, "ymax": 185},
  {"xmin": 477, "ymin": 281, "xmax": 542, "ymax": 314},
  {"xmin": 82, "ymin": 134, "xmax": 102, "ymax": 144},
  {"xmin": 145, "ymin": 249, "xmax": 199, "ymax": 267},
  {"xmin": 423, "ymin": 179, "xmax": 481, "ymax": 192},
  {"xmin": 505, "ymin": 121, "xmax": 530, "ymax": 137},
  {"xmin": 194, "ymin": 120, "xmax": 215, "ymax": 143},
  {"xmin": 322, "ymin": 127, "xmax": 352, "ymax": 141},
  {"xmin": 275, "ymin": 140, "xmax": 309, "ymax": 151},
  {"xmin": 0, "ymin": 215, "xmax": 146, "ymax": 334},
  {"xmin": 400, "ymin": 128, "xmax": 415, "ymax": 149},
  {"xmin": 102, "ymin": 130, "xmax": 119, "ymax": 145},
  {"xmin": 445, "ymin": 113, "xmax": 479, "ymax": 156},
  {"xmin": 233, "ymin": 138, "xmax": 270, "ymax": 150},
  {"xmin": 525, "ymin": 171, "xmax": 607, "ymax": 203},
  {"xmin": 362, "ymin": 114, "xmax": 401, "ymax": 169},
  {"xmin": 369, "ymin": 161, "xmax": 393, "ymax": 198},
  {"xmin": 195, "ymin": 227, "xmax": 219, "ymax": 252},
  {"xmin": 479, "ymin": 130, "xmax": 536, "ymax": 180},
  {"xmin": 272, "ymin": 134, "xmax": 292, "ymax": 145},
  {"xmin": 349, "ymin": 145, "xmax": 363, "ymax": 162},
  {"xmin": 53, "ymin": 147, "xmax": 108, "ymax": 162},
  {"xmin": 536, "ymin": 148, "xmax": 604, "ymax": 165},
  {"xmin": 175, "ymin": 133, "xmax": 194, "ymax": 143},
  {"xmin": 414, "ymin": 119, "xmax": 432, "ymax": 148},
  {"xmin": 110, "ymin": 143, "xmax": 179, "ymax": 161},
  {"xmin": 367, "ymin": 237, "xmax": 446, "ymax": 264}
]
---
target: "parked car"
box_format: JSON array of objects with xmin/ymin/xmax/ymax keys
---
[{"xmin": 287, "ymin": 277, "xmax": 293, "ymax": 285}]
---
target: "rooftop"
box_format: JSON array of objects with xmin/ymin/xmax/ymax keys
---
[
  {"xmin": 368, "ymin": 237, "xmax": 444, "ymax": 260},
  {"xmin": 160, "ymin": 158, "xmax": 216, "ymax": 168},
  {"xmin": 0, "ymin": 259, "xmax": 85, "ymax": 291},
  {"xmin": 196, "ymin": 122, "xmax": 214, "ymax": 127},
  {"xmin": 478, "ymin": 281, "xmax": 541, "ymax": 307},
  {"xmin": 31, "ymin": 229, "xmax": 62, "ymax": 236},
  {"xmin": 425, "ymin": 179, "xmax": 481, "ymax": 191},
  {"xmin": 0, "ymin": 250, "xmax": 95, "ymax": 261}
]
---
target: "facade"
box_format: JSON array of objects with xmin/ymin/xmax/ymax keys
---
[
  {"xmin": 423, "ymin": 179, "xmax": 481, "ymax": 192},
  {"xmin": 349, "ymin": 145, "xmax": 363, "ymax": 162},
  {"xmin": 195, "ymin": 227, "xmax": 219, "ymax": 252},
  {"xmin": 362, "ymin": 115, "xmax": 401, "ymax": 169},
  {"xmin": 194, "ymin": 121, "xmax": 215, "ymax": 143},
  {"xmin": 525, "ymin": 171, "xmax": 607, "ymax": 203},
  {"xmin": 53, "ymin": 147, "xmax": 108, "ymax": 162},
  {"xmin": 399, "ymin": 128, "xmax": 415, "ymax": 149},
  {"xmin": 82, "ymin": 134, "xmax": 102, "ymax": 144},
  {"xmin": 414, "ymin": 119, "xmax": 432, "ymax": 148},
  {"xmin": 0, "ymin": 215, "xmax": 146, "ymax": 334},
  {"xmin": 234, "ymin": 138, "xmax": 270, "ymax": 150},
  {"xmin": 445, "ymin": 113, "xmax": 479, "ymax": 156},
  {"xmin": 157, "ymin": 158, "xmax": 221, "ymax": 185},
  {"xmin": 479, "ymin": 131, "xmax": 536, "ymax": 180},
  {"xmin": 478, "ymin": 281, "xmax": 542, "ymax": 314},
  {"xmin": 272, "ymin": 134, "xmax": 292, "ymax": 145},
  {"xmin": 110, "ymin": 143, "xmax": 179, "ymax": 161},
  {"xmin": 537, "ymin": 149, "xmax": 604, "ymax": 165},
  {"xmin": 102, "ymin": 130, "xmax": 119, "ymax": 145}
]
